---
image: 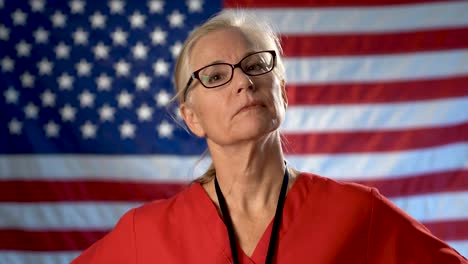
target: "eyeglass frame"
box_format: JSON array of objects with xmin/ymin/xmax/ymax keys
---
[{"xmin": 182, "ymin": 50, "xmax": 277, "ymax": 102}]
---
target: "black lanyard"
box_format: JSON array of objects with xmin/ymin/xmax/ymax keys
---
[{"xmin": 214, "ymin": 168, "xmax": 289, "ymax": 264}]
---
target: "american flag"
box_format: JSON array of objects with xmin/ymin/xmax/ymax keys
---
[{"xmin": 0, "ymin": 0, "xmax": 467, "ymax": 263}]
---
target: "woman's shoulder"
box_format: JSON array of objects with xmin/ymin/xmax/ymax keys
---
[
  {"xmin": 71, "ymin": 183, "xmax": 208, "ymax": 263},
  {"xmin": 296, "ymin": 172, "xmax": 414, "ymax": 222},
  {"xmin": 133, "ymin": 182, "xmax": 202, "ymax": 222},
  {"xmin": 298, "ymin": 171, "xmax": 374, "ymax": 202}
]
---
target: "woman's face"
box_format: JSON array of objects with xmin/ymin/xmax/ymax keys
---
[{"xmin": 181, "ymin": 28, "xmax": 287, "ymax": 146}]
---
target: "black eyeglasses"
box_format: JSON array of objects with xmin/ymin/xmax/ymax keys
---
[{"xmin": 182, "ymin": 50, "xmax": 276, "ymax": 102}]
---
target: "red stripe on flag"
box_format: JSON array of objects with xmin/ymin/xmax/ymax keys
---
[
  {"xmin": 2, "ymin": 219, "xmax": 466, "ymax": 251},
  {"xmin": 1, "ymin": 170, "xmax": 467, "ymax": 202},
  {"xmin": 356, "ymin": 169, "xmax": 468, "ymax": 198},
  {"xmin": 0, "ymin": 229, "xmax": 107, "ymax": 251},
  {"xmin": 0, "ymin": 180, "xmax": 187, "ymax": 202},
  {"xmin": 286, "ymin": 76, "xmax": 468, "ymax": 105},
  {"xmin": 282, "ymin": 28, "xmax": 468, "ymax": 57},
  {"xmin": 425, "ymin": 220, "xmax": 468, "ymax": 241},
  {"xmin": 224, "ymin": 0, "xmax": 446, "ymax": 8},
  {"xmin": 284, "ymin": 122, "xmax": 468, "ymax": 154}
]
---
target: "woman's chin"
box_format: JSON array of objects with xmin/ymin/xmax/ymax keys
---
[
  {"xmin": 207, "ymin": 116, "xmax": 281, "ymax": 146},
  {"xmin": 232, "ymin": 120, "xmax": 279, "ymax": 141}
]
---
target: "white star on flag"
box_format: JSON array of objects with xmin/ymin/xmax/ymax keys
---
[
  {"xmin": 187, "ymin": 0, "xmax": 203, "ymax": 13},
  {"xmin": 148, "ymin": 0, "xmax": 164, "ymax": 14},
  {"xmin": 30, "ymin": 0, "xmax": 46, "ymax": 12},
  {"xmin": 155, "ymin": 90, "xmax": 171, "ymax": 107},
  {"xmin": 1, "ymin": 57, "xmax": 14, "ymax": 72},
  {"xmin": 89, "ymin": 11, "xmax": 106, "ymax": 29},
  {"xmin": 137, "ymin": 103, "xmax": 154, "ymax": 121},
  {"xmin": 167, "ymin": 10, "xmax": 185, "ymax": 28},
  {"xmin": 0, "ymin": 25, "xmax": 10, "ymax": 41},
  {"xmin": 170, "ymin": 41, "xmax": 183, "ymax": 58},
  {"xmin": 157, "ymin": 120, "xmax": 174, "ymax": 138},
  {"xmin": 119, "ymin": 121, "xmax": 136, "ymax": 139},
  {"xmin": 114, "ymin": 59, "xmax": 131, "ymax": 76},
  {"xmin": 99, "ymin": 104, "xmax": 115, "ymax": 121},
  {"xmin": 11, "ymin": 9, "xmax": 28, "ymax": 26},
  {"xmin": 93, "ymin": 42, "xmax": 110, "ymax": 59},
  {"xmin": 8, "ymin": 118, "xmax": 23, "ymax": 135},
  {"xmin": 111, "ymin": 28, "xmax": 128, "ymax": 46},
  {"xmin": 117, "ymin": 90, "xmax": 133, "ymax": 108},
  {"xmin": 129, "ymin": 11, "xmax": 146, "ymax": 28},
  {"xmin": 20, "ymin": 71, "xmax": 35, "ymax": 88},
  {"xmin": 81, "ymin": 121, "xmax": 98, "ymax": 139},
  {"xmin": 40, "ymin": 89, "xmax": 56, "ymax": 107},
  {"xmin": 109, "ymin": 0, "xmax": 125, "ymax": 14},
  {"xmin": 55, "ymin": 42, "xmax": 71, "ymax": 59},
  {"xmin": 132, "ymin": 42, "xmax": 148, "ymax": 59},
  {"xmin": 135, "ymin": 73, "xmax": 152, "ymax": 90},
  {"xmin": 16, "ymin": 40, "xmax": 31, "ymax": 57},
  {"xmin": 44, "ymin": 120, "xmax": 60, "ymax": 138},
  {"xmin": 78, "ymin": 90, "xmax": 95, "ymax": 107},
  {"xmin": 50, "ymin": 11, "xmax": 67, "ymax": 28},
  {"xmin": 57, "ymin": 72, "xmax": 74, "ymax": 90},
  {"xmin": 153, "ymin": 59, "xmax": 169, "ymax": 76},
  {"xmin": 151, "ymin": 27, "xmax": 167, "ymax": 45},
  {"xmin": 24, "ymin": 102, "xmax": 39, "ymax": 119},
  {"xmin": 73, "ymin": 28, "xmax": 89, "ymax": 45},
  {"xmin": 33, "ymin": 27, "xmax": 49, "ymax": 44},
  {"xmin": 69, "ymin": 0, "xmax": 86, "ymax": 14},
  {"xmin": 96, "ymin": 73, "xmax": 112, "ymax": 90},
  {"xmin": 60, "ymin": 104, "xmax": 77, "ymax": 122},
  {"xmin": 76, "ymin": 59, "xmax": 93, "ymax": 76},
  {"xmin": 37, "ymin": 58, "xmax": 54, "ymax": 75},
  {"xmin": 4, "ymin": 87, "xmax": 19, "ymax": 104}
]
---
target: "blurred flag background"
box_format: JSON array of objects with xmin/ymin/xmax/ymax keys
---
[{"xmin": 0, "ymin": 0, "xmax": 467, "ymax": 263}]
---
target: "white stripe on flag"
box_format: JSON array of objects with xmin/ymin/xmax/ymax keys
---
[
  {"xmin": 0, "ymin": 251, "xmax": 80, "ymax": 264},
  {"xmin": 1, "ymin": 192, "xmax": 466, "ymax": 230},
  {"xmin": 284, "ymin": 49, "xmax": 468, "ymax": 84},
  {"xmin": 238, "ymin": 1, "xmax": 468, "ymax": 34},
  {"xmin": 0, "ymin": 154, "xmax": 201, "ymax": 181},
  {"xmin": 282, "ymin": 97, "xmax": 468, "ymax": 132},
  {"xmin": 392, "ymin": 191, "xmax": 468, "ymax": 222},
  {"xmin": 0, "ymin": 202, "xmax": 140, "ymax": 230},
  {"xmin": 446, "ymin": 240, "xmax": 468, "ymax": 259},
  {"xmin": 287, "ymin": 143, "xmax": 467, "ymax": 180},
  {"xmin": 1, "ymin": 143, "xmax": 466, "ymax": 181}
]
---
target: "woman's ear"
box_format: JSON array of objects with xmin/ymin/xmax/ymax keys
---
[
  {"xmin": 280, "ymin": 79, "xmax": 288, "ymax": 109},
  {"xmin": 180, "ymin": 104, "xmax": 206, "ymax": 138}
]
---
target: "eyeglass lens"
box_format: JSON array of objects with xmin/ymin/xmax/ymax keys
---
[{"xmin": 198, "ymin": 52, "xmax": 274, "ymax": 88}]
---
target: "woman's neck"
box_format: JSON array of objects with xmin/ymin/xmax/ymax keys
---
[{"xmin": 205, "ymin": 134, "xmax": 286, "ymax": 216}]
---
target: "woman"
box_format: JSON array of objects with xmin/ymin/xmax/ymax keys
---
[{"xmin": 72, "ymin": 11, "xmax": 466, "ymax": 263}]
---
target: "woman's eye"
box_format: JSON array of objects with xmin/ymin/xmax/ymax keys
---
[
  {"xmin": 246, "ymin": 63, "xmax": 265, "ymax": 72},
  {"xmin": 209, "ymin": 75, "xmax": 220, "ymax": 82},
  {"xmin": 207, "ymin": 73, "xmax": 226, "ymax": 83}
]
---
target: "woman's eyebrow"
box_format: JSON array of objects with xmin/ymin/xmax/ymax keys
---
[
  {"xmin": 203, "ymin": 51, "xmax": 257, "ymax": 66},
  {"xmin": 206, "ymin": 60, "xmax": 225, "ymax": 65}
]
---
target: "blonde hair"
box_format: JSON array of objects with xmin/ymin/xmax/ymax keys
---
[{"xmin": 173, "ymin": 10, "xmax": 286, "ymax": 183}]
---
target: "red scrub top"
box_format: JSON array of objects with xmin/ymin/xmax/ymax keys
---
[{"xmin": 72, "ymin": 173, "xmax": 466, "ymax": 263}]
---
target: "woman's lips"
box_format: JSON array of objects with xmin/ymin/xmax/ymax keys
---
[{"xmin": 237, "ymin": 101, "xmax": 266, "ymax": 114}]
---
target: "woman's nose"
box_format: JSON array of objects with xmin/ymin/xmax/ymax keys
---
[{"xmin": 233, "ymin": 68, "xmax": 255, "ymax": 94}]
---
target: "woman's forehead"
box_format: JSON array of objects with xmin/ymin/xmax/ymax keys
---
[{"xmin": 189, "ymin": 28, "xmax": 258, "ymax": 69}]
